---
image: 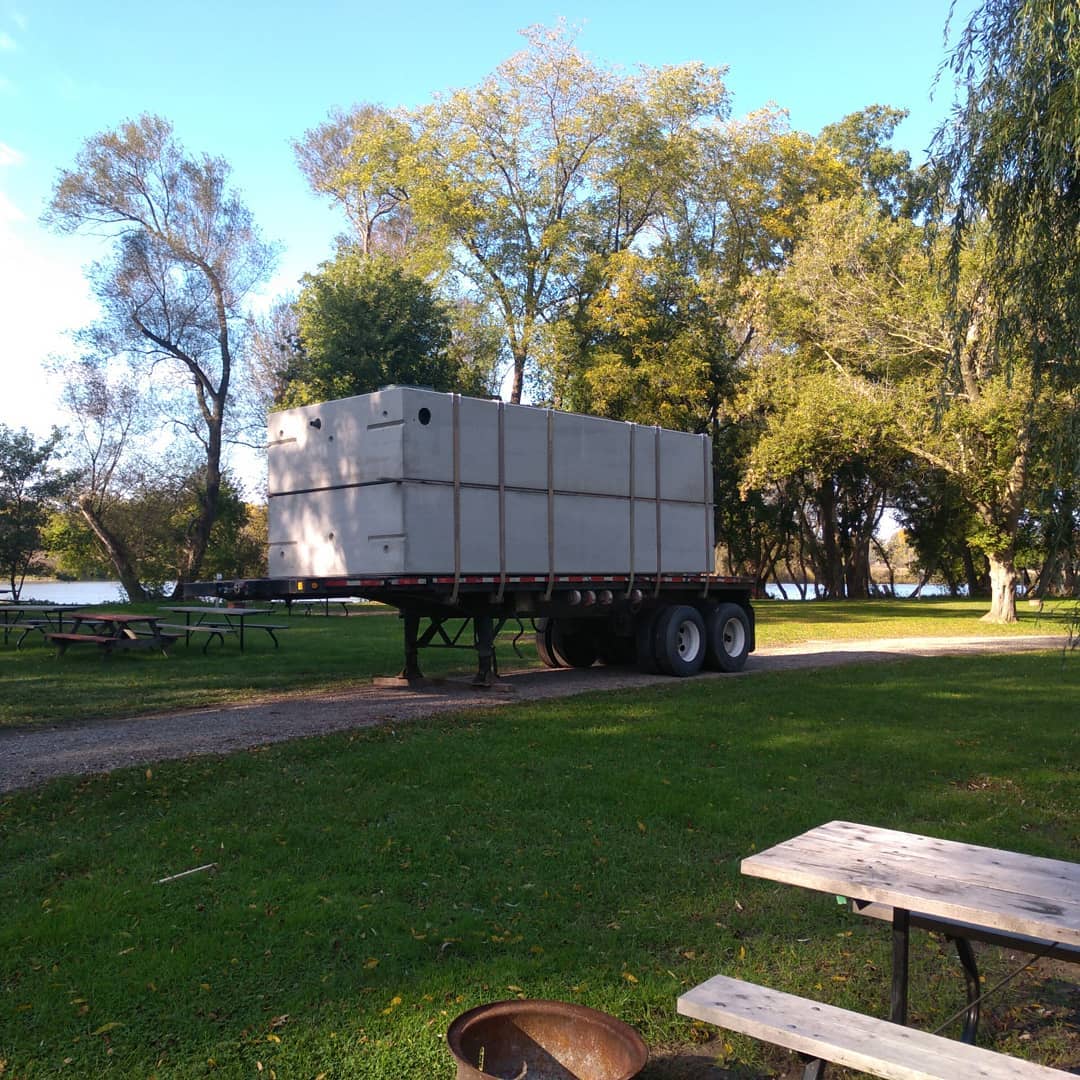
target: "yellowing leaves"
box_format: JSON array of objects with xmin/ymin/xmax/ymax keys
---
[{"xmin": 363, "ymin": 958, "xmax": 379, "ymax": 970}]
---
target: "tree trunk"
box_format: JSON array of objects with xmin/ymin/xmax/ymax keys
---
[
  {"xmin": 78, "ymin": 498, "xmax": 150, "ymax": 602},
  {"xmin": 982, "ymin": 550, "xmax": 1019, "ymax": 623}
]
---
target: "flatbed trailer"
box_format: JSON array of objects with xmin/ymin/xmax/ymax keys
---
[
  {"xmin": 185, "ymin": 569, "xmax": 755, "ymax": 686},
  {"xmin": 192, "ymin": 388, "xmax": 756, "ymax": 684}
]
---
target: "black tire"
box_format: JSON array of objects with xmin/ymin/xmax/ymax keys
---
[
  {"xmin": 534, "ymin": 618, "xmax": 565, "ymax": 669},
  {"xmin": 595, "ymin": 631, "xmax": 637, "ymax": 667},
  {"xmin": 550, "ymin": 620, "xmax": 597, "ymax": 669},
  {"xmin": 634, "ymin": 608, "xmax": 663, "ymax": 674},
  {"xmin": 705, "ymin": 602, "xmax": 751, "ymax": 672},
  {"xmin": 654, "ymin": 604, "xmax": 707, "ymax": 677}
]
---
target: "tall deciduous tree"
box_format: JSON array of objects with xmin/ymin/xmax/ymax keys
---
[
  {"xmin": 0, "ymin": 426, "xmax": 75, "ymax": 600},
  {"xmin": 45, "ymin": 114, "xmax": 276, "ymax": 590},
  {"xmin": 281, "ymin": 249, "xmax": 482, "ymax": 407},
  {"xmin": 758, "ymin": 194, "xmax": 1064, "ymax": 618},
  {"xmin": 295, "ymin": 24, "xmax": 729, "ymax": 403}
]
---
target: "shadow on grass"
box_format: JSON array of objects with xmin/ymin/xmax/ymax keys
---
[{"xmin": 0, "ymin": 653, "xmax": 1076, "ymax": 1078}]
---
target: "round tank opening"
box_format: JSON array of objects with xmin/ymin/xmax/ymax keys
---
[{"xmin": 418, "ymin": 407, "xmax": 431, "ymax": 425}]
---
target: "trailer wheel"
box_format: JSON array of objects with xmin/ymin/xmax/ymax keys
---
[
  {"xmin": 534, "ymin": 618, "xmax": 565, "ymax": 669},
  {"xmin": 634, "ymin": 609, "xmax": 663, "ymax": 674},
  {"xmin": 551, "ymin": 620, "xmax": 598, "ymax": 668},
  {"xmin": 596, "ymin": 632, "xmax": 637, "ymax": 667},
  {"xmin": 706, "ymin": 603, "xmax": 751, "ymax": 672},
  {"xmin": 655, "ymin": 604, "xmax": 707, "ymax": 677}
]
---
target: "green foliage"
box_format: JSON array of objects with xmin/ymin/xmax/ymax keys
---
[
  {"xmin": 296, "ymin": 23, "xmax": 730, "ymax": 402},
  {"xmin": 0, "ymin": 427, "xmax": 75, "ymax": 599},
  {"xmin": 43, "ymin": 476, "xmax": 265, "ymax": 595},
  {"xmin": 936, "ymin": 0, "xmax": 1080, "ymax": 388},
  {"xmin": 283, "ymin": 250, "xmax": 479, "ymax": 407}
]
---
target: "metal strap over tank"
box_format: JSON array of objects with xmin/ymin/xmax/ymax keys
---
[
  {"xmin": 496, "ymin": 400, "xmax": 507, "ymax": 603},
  {"xmin": 544, "ymin": 409, "xmax": 556, "ymax": 601},
  {"xmin": 626, "ymin": 422, "xmax": 636, "ymax": 598},
  {"xmin": 450, "ymin": 393, "xmax": 462, "ymax": 606},
  {"xmin": 654, "ymin": 425, "xmax": 663, "ymax": 598},
  {"xmin": 702, "ymin": 432, "xmax": 712, "ymax": 598}
]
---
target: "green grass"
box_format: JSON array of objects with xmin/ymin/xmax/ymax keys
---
[
  {"xmin": 1, "ymin": 650, "xmax": 1077, "ymax": 1078},
  {"xmin": 0, "ymin": 597, "xmax": 1070, "ymax": 728}
]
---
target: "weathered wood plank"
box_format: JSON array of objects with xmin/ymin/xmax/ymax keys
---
[
  {"xmin": 764, "ymin": 821, "xmax": 1079, "ymax": 899},
  {"xmin": 678, "ymin": 975, "xmax": 1070, "ymax": 1080},
  {"xmin": 742, "ymin": 821, "xmax": 1080, "ymax": 947}
]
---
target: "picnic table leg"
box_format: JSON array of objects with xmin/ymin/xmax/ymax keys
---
[
  {"xmin": 890, "ymin": 907, "xmax": 910, "ymax": 1027},
  {"xmin": 951, "ymin": 935, "xmax": 981, "ymax": 1044}
]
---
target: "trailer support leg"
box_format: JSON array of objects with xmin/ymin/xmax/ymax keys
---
[
  {"xmin": 472, "ymin": 614, "xmax": 497, "ymax": 688},
  {"xmin": 399, "ymin": 609, "xmax": 423, "ymax": 681}
]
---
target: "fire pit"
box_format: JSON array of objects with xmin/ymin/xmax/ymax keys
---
[{"xmin": 447, "ymin": 999, "xmax": 648, "ymax": 1080}]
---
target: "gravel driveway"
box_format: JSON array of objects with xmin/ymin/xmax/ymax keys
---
[{"xmin": 0, "ymin": 634, "xmax": 1066, "ymax": 794}]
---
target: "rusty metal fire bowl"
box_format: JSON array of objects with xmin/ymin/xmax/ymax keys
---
[{"xmin": 446, "ymin": 998, "xmax": 648, "ymax": 1080}]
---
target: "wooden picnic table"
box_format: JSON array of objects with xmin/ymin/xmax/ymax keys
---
[
  {"xmin": 160, "ymin": 606, "xmax": 282, "ymax": 652},
  {"xmin": 741, "ymin": 820, "xmax": 1080, "ymax": 1041},
  {"xmin": 47, "ymin": 612, "xmax": 179, "ymax": 657},
  {"xmin": 0, "ymin": 604, "xmax": 80, "ymax": 647},
  {"xmin": 679, "ymin": 821, "xmax": 1077, "ymax": 1078}
]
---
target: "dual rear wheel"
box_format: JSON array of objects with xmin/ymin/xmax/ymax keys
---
[{"xmin": 535, "ymin": 602, "xmax": 750, "ymax": 677}]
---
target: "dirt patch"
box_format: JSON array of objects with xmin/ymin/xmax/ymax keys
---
[{"xmin": 0, "ymin": 634, "xmax": 1065, "ymax": 795}]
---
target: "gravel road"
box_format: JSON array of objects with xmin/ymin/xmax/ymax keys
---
[{"xmin": 0, "ymin": 634, "xmax": 1066, "ymax": 795}]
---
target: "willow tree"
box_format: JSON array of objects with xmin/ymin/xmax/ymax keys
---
[
  {"xmin": 933, "ymin": 0, "xmax": 1080, "ymax": 616},
  {"xmin": 46, "ymin": 114, "xmax": 275, "ymax": 592}
]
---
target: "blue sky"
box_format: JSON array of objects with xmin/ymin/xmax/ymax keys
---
[{"xmin": 0, "ymin": 0, "xmax": 974, "ymax": 462}]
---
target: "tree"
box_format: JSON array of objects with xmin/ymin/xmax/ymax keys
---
[
  {"xmin": 281, "ymin": 249, "xmax": 482, "ymax": 407},
  {"xmin": 757, "ymin": 193, "xmax": 1065, "ymax": 618},
  {"xmin": 45, "ymin": 114, "xmax": 275, "ymax": 590},
  {"xmin": 935, "ymin": 0, "xmax": 1080, "ymax": 391},
  {"xmin": 548, "ymin": 107, "xmax": 899, "ymax": 587},
  {"xmin": 296, "ymin": 23, "xmax": 729, "ymax": 402},
  {"xmin": 0, "ymin": 426, "xmax": 75, "ymax": 600}
]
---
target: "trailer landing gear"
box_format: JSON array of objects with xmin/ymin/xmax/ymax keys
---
[{"xmin": 391, "ymin": 610, "xmax": 505, "ymax": 690}]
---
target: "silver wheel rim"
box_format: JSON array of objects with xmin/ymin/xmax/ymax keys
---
[
  {"xmin": 721, "ymin": 617, "xmax": 746, "ymax": 657},
  {"xmin": 676, "ymin": 619, "xmax": 702, "ymax": 661}
]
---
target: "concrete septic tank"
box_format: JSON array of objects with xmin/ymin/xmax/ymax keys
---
[{"xmin": 267, "ymin": 387, "xmax": 714, "ymax": 579}]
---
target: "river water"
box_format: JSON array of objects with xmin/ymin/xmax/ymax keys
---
[{"xmin": 8, "ymin": 581, "xmax": 129, "ymax": 605}]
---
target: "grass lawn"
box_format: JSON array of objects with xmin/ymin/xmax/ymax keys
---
[
  {"xmin": 0, "ymin": 597, "xmax": 1071, "ymax": 728},
  {"xmin": 1, "ymin": 647, "xmax": 1077, "ymax": 1078}
]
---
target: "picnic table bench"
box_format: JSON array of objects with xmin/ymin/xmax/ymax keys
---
[
  {"xmin": 46, "ymin": 613, "xmax": 179, "ymax": 657},
  {"xmin": 680, "ymin": 821, "xmax": 1078, "ymax": 1078},
  {"xmin": 679, "ymin": 975, "xmax": 1069, "ymax": 1079},
  {"xmin": 1, "ymin": 604, "xmax": 80, "ymax": 646},
  {"xmin": 160, "ymin": 607, "xmax": 288, "ymax": 651},
  {"xmin": 157, "ymin": 622, "xmax": 237, "ymax": 652}
]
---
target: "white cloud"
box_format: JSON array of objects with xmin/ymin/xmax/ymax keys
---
[
  {"xmin": 0, "ymin": 140, "xmax": 24, "ymax": 167},
  {"xmin": 0, "ymin": 188, "xmax": 23, "ymax": 222},
  {"xmin": 0, "ymin": 213, "xmax": 99, "ymax": 437}
]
